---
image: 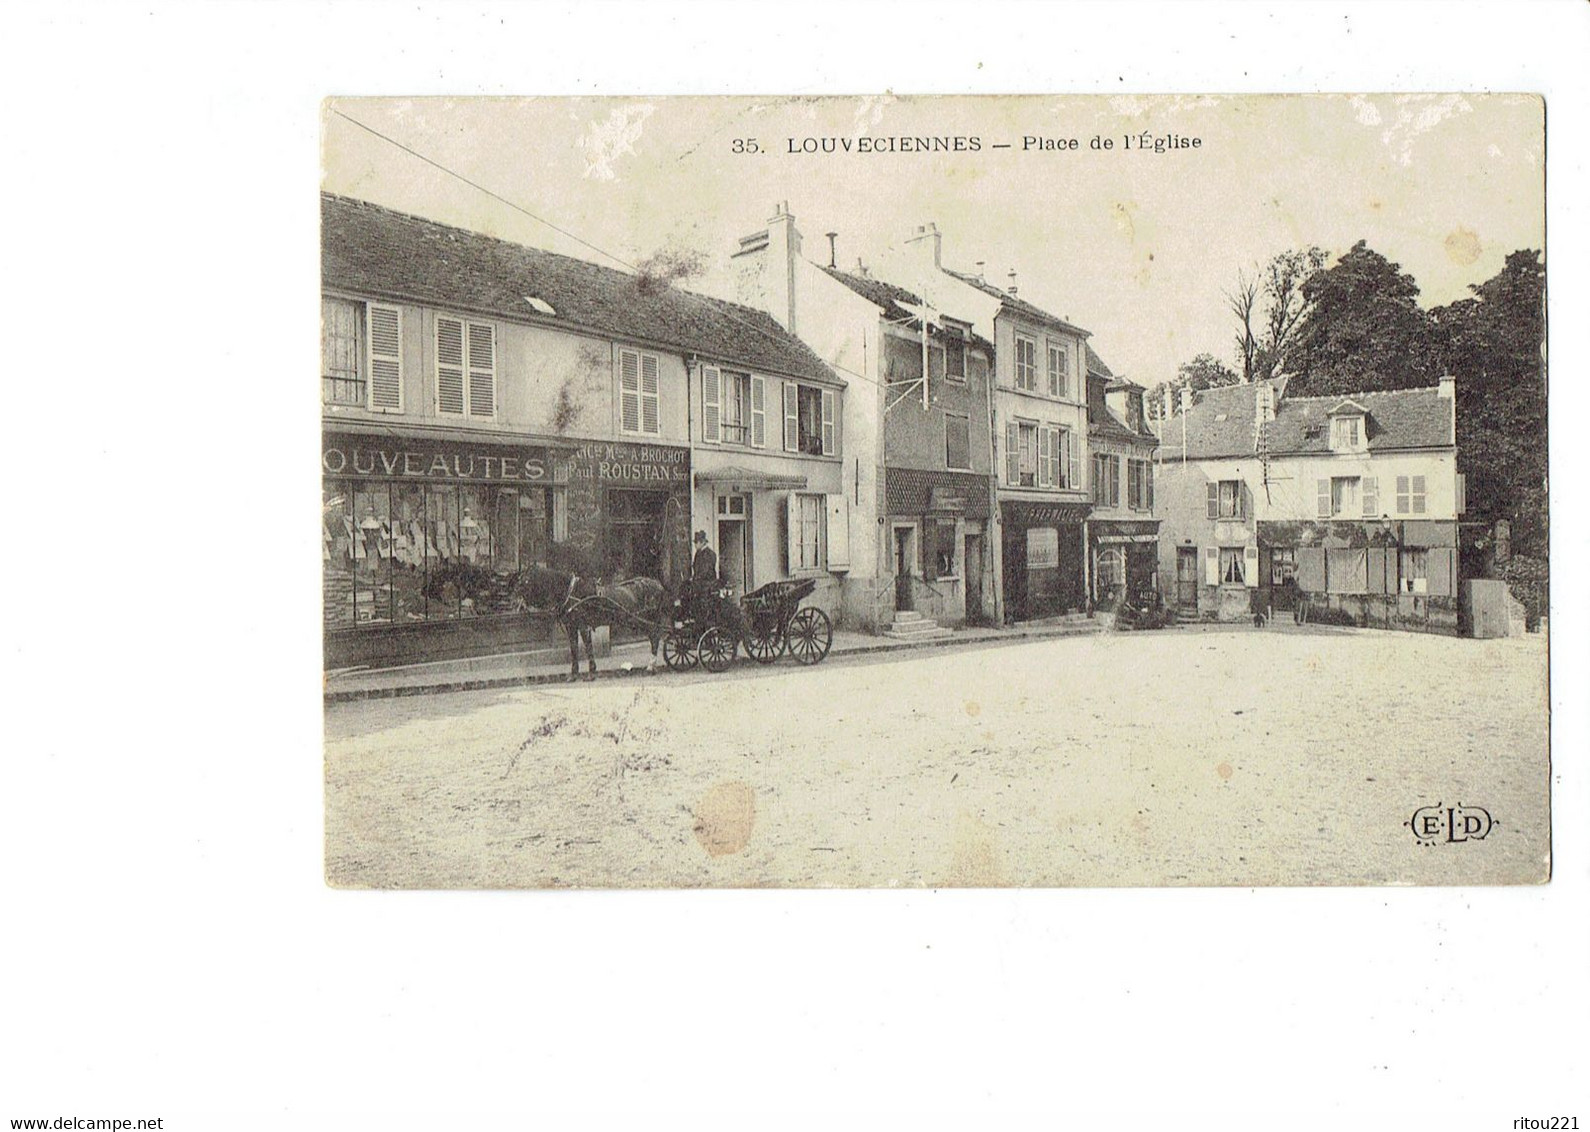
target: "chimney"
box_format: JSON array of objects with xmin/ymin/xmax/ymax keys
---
[
  {"xmin": 729, "ymin": 203, "xmax": 801, "ymax": 331},
  {"xmin": 975, "ymin": 260, "xmax": 986, "ymax": 282},
  {"xmin": 1179, "ymin": 387, "xmax": 1193, "ymax": 414},
  {"xmin": 825, "ymin": 231, "xmax": 838, "ymax": 269},
  {"xmin": 909, "ymin": 222, "xmax": 941, "ymax": 273},
  {"xmin": 1007, "ymin": 269, "xmax": 1019, "ymax": 296},
  {"xmin": 1438, "ymin": 373, "xmax": 1456, "ymax": 444}
]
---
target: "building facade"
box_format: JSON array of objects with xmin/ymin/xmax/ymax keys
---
[
  {"xmin": 1155, "ymin": 376, "xmax": 1464, "ymax": 632},
  {"xmin": 321, "ymin": 194, "xmax": 838, "ymax": 666},
  {"xmin": 1085, "ymin": 367, "xmax": 1160, "ymax": 608}
]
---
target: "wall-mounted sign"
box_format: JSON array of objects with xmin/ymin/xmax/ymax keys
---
[
  {"xmin": 322, "ymin": 430, "xmax": 561, "ymax": 484},
  {"xmin": 569, "ymin": 440, "xmax": 690, "ymax": 485}
]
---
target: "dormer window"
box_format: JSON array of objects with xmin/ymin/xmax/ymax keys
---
[{"xmin": 1328, "ymin": 400, "xmax": 1369, "ymax": 452}]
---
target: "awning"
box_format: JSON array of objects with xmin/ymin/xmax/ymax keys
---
[{"xmin": 694, "ymin": 464, "xmax": 808, "ymax": 491}]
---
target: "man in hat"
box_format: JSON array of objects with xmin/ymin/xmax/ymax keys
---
[{"xmin": 682, "ymin": 529, "xmax": 719, "ymax": 624}]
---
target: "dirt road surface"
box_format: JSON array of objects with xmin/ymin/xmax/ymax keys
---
[{"xmin": 324, "ymin": 627, "xmax": 1550, "ymax": 887}]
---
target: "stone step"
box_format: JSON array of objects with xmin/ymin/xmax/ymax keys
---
[
  {"xmin": 888, "ymin": 618, "xmax": 946, "ymax": 636},
  {"xmin": 886, "ymin": 625, "xmax": 953, "ymax": 641},
  {"xmin": 891, "ymin": 610, "xmax": 924, "ymax": 623}
]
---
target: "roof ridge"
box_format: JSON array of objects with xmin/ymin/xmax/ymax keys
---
[{"xmin": 1282, "ymin": 384, "xmax": 1442, "ymax": 403}]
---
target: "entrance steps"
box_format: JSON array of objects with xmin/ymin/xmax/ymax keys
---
[{"xmin": 886, "ymin": 610, "xmax": 953, "ymax": 641}]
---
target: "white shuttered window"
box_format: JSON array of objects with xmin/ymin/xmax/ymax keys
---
[
  {"xmin": 701, "ymin": 365, "xmax": 721, "ymax": 443},
  {"xmin": 436, "ymin": 316, "xmax": 495, "ymax": 418},
  {"xmin": 367, "ymin": 303, "xmax": 403, "ymax": 411},
  {"xmin": 618, "ymin": 348, "xmax": 661, "ymax": 435}
]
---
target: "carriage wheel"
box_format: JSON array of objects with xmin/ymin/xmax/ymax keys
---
[
  {"xmin": 661, "ymin": 628, "xmax": 698, "ymax": 672},
  {"xmin": 697, "ymin": 626, "xmax": 738, "ymax": 673},
  {"xmin": 743, "ymin": 622, "xmax": 785, "ymax": 664},
  {"xmin": 787, "ymin": 607, "xmax": 832, "ymax": 665}
]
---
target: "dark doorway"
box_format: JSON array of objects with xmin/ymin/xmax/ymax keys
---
[
  {"xmin": 1176, "ymin": 546, "xmax": 1199, "ymax": 611},
  {"xmin": 894, "ymin": 527, "xmax": 914, "ymax": 612},
  {"xmin": 964, "ymin": 533, "xmax": 984, "ymax": 623}
]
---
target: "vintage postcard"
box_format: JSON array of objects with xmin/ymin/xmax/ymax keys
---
[{"xmin": 321, "ymin": 93, "xmax": 1548, "ymax": 888}]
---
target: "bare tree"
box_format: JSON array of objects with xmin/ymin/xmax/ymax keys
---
[
  {"xmin": 1255, "ymin": 246, "xmax": 1328, "ymax": 379},
  {"xmin": 1225, "ymin": 269, "xmax": 1260, "ymax": 383}
]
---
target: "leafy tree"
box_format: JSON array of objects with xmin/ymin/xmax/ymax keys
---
[
  {"xmin": 1146, "ymin": 353, "xmax": 1239, "ymax": 421},
  {"xmin": 1285, "ymin": 241, "xmax": 1438, "ymax": 396}
]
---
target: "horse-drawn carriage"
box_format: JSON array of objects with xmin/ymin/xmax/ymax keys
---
[{"xmin": 661, "ymin": 577, "xmax": 833, "ymax": 673}]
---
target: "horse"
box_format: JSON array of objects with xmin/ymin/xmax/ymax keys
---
[{"xmin": 514, "ymin": 565, "xmax": 670, "ymax": 680}]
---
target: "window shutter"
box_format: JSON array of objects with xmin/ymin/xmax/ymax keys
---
[
  {"xmin": 1037, "ymin": 427, "xmax": 1051, "ymax": 487},
  {"xmin": 825, "ymin": 494, "xmax": 850, "ymax": 569},
  {"xmin": 1396, "ymin": 475, "xmax": 1410, "ymax": 514},
  {"xmin": 1455, "ymin": 473, "xmax": 1466, "ymax": 515},
  {"xmin": 619, "ymin": 349, "xmax": 641, "ymax": 433},
  {"xmin": 1412, "ymin": 475, "xmax": 1427, "ymax": 514},
  {"xmin": 750, "ymin": 375, "xmax": 766, "ymax": 448},
  {"xmin": 1362, "ymin": 475, "xmax": 1378, "ymax": 518},
  {"xmin": 1146, "ymin": 463, "xmax": 1154, "ymax": 511},
  {"xmin": 821, "ymin": 389, "xmax": 836, "ymax": 456},
  {"xmin": 640, "ymin": 353, "xmax": 660, "ymax": 435},
  {"xmin": 1204, "ymin": 546, "xmax": 1219, "ymax": 586},
  {"xmin": 783, "ymin": 382, "xmax": 798, "ymax": 452},
  {"xmin": 1006, "ymin": 422, "xmax": 1020, "ymax": 486},
  {"xmin": 467, "ymin": 322, "xmax": 495, "ymax": 417},
  {"xmin": 1068, "ymin": 434, "xmax": 1080, "ymax": 493},
  {"xmin": 1052, "ymin": 429, "xmax": 1063, "ymax": 488},
  {"xmin": 1207, "ymin": 482, "xmax": 1219, "ymax": 519},
  {"xmin": 1316, "ymin": 479, "xmax": 1331, "ymax": 518},
  {"xmin": 1244, "ymin": 545, "xmax": 1259, "ymax": 588},
  {"xmin": 785, "ymin": 493, "xmax": 799, "ymax": 572},
  {"xmin": 364, "ymin": 303, "xmax": 403, "ymax": 411},
  {"xmin": 701, "ymin": 365, "xmax": 721, "ymax": 443},
  {"xmin": 435, "ymin": 316, "xmax": 466, "ymax": 415}
]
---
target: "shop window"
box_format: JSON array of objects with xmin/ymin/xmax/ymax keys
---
[
  {"xmin": 1396, "ymin": 474, "xmax": 1427, "ymax": 515},
  {"xmin": 945, "ymin": 412, "xmax": 971, "ymax": 471},
  {"xmin": 1097, "ymin": 547, "xmax": 1125, "ymax": 589},
  {"xmin": 1399, "ymin": 547, "xmax": 1430, "ymax": 594},
  {"xmin": 1014, "ymin": 334, "xmax": 1037, "ymax": 391},
  {"xmin": 1270, "ymin": 547, "xmax": 1298, "ymax": 586},
  {"xmin": 322, "ymin": 480, "xmax": 554, "ymax": 627},
  {"xmin": 924, "ymin": 521, "xmax": 958, "ymax": 580},
  {"xmin": 1026, "ymin": 527, "xmax": 1060, "ymax": 570},
  {"xmin": 1220, "ymin": 547, "xmax": 1246, "ymax": 585},
  {"xmin": 605, "ymin": 490, "xmax": 668, "ymax": 580}
]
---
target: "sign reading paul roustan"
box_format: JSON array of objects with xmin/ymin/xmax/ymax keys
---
[{"xmin": 321, "ymin": 94, "xmax": 1548, "ymax": 889}]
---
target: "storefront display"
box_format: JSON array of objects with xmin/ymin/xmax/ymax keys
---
[{"xmin": 322, "ymin": 428, "xmax": 566, "ymax": 634}]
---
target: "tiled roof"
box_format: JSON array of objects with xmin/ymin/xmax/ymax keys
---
[
  {"xmin": 1086, "ymin": 346, "xmax": 1113, "ymax": 378},
  {"xmin": 1086, "ymin": 371, "xmax": 1156, "ymax": 446},
  {"xmin": 942, "ymin": 269, "xmax": 1091, "ymax": 338},
  {"xmin": 1170, "ymin": 379, "xmax": 1453, "ymax": 460},
  {"xmin": 322, "ymin": 194, "xmax": 838, "ymax": 385}
]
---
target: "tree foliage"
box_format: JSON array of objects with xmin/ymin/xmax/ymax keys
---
[
  {"xmin": 1285, "ymin": 241, "xmax": 1438, "ymax": 395},
  {"xmin": 1145, "ymin": 352, "xmax": 1239, "ymax": 421},
  {"xmin": 1431, "ymin": 249, "xmax": 1547, "ymax": 555}
]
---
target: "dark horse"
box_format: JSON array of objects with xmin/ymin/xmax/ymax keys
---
[{"xmin": 513, "ymin": 565, "xmax": 670, "ymax": 680}]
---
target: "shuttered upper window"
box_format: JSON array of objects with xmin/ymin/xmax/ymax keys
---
[
  {"xmin": 435, "ymin": 316, "xmax": 495, "ymax": 418},
  {"xmin": 322, "ymin": 298, "xmax": 402, "ymax": 412},
  {"xmin": 618, "ymin": 348, "xmax": 662, "ymax": 435}
]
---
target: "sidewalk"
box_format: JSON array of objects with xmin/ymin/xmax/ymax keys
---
[{"xmin": 324, "ymin": 617, "xmax": 1106, "ymax": 703}]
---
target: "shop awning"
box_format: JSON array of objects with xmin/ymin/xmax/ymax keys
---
[{"xmin": 694, "ymin": 464, "xmax": 808, "ymax": 491}]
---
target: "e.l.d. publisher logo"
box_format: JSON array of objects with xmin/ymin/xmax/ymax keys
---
[{"xmin": 1407, "ymin": 802, "xmax": 1496, "ymax": 846}]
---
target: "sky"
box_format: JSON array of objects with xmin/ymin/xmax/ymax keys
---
[{"xmin": 322, "ymin": 93, "xmax": 1543, "ymax": 387}]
